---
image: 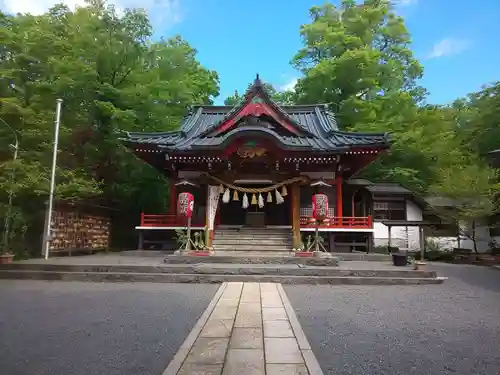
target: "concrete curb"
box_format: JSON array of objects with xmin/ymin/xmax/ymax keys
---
[
  {"xmin": 277, "ymin": 284, "xmax": 324, "ymax": 375},
  {"xmin": 0, "ymin": 270, "xmax": 446, "ymax": 285},
  {"xmin": 0, "ymin": 263, "xmax": 438, "ymax": 278},
  {"xmin": 162, "ymin": 282, "xmax": 227, "ymax": 375},
  {"xmin": 0, "ymin": 270, "xmax": 446, "ymax": 284}
]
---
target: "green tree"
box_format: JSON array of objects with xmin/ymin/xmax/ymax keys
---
[
  {"xmin": 289, "ymin": 0, "xmax": 485, "ymax": 198},
  {"xmin": 453, "ymin": 82, "xmax": 500, "ymax": 156},
  {"xmin": 292, "ymin": 0, "xmax": 424, "ymax": 130},
  {"xmin": 429, "ymin": 162, "xmax": 500, "ymax": 253},
  {"xmin": 224, "ymin": 90, "xmax": 243, "ymax": 105},
  {"xmin": 223, "ymin": 82, "xmax": 295, "ymax": 106},
  {"xmin": 0, "ymin": 0, "xmax": 219, "ymax": 254}
]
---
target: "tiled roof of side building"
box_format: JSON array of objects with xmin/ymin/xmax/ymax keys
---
[{"xmin": 365, "ymin": 183, "xmax": 413, "ymax": 195}]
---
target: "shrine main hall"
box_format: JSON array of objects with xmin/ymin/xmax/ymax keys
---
[{"xmin": 122, "ymin": 76, "xmax": 391, "ymax": 253}]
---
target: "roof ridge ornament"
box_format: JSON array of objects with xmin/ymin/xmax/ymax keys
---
[{"xmin": 253, "ymin": 73, "xmax": 262, "ymax": 88}]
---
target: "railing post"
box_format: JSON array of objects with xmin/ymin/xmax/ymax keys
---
[
  {"xmin": 367, "ymin": 215, "xmax": 372, "ymax": 228},
  {"xmin": 140, "ymin": 212, "xmax": 145, "ymax": 226}
]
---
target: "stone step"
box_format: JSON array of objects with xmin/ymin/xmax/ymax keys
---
[
  {"xmin": 213, "ymin": 246, "xmax": 293, "ymax": 252},
  {"xmin": 117, "ymin": 250, "xmax": 392, "ymax": 262},
  {"xmin": 214, "ymin": 233, "xmax": 292, "ymax": 238},
  {"xmin": 164, "ymin": 253, "xmax": 391, "ymax": 264},
  {"xmin": 213, "ymin": 239, "xmax": 293, "ymax": 245},
  {"xmin": 215, "ymin": 228, "xmax": 291, "ymax": 233},
  {"xmin": 0, "ymin": 270, "xmax": 445, "ymax": 285},
  {"xmin": 213, "ymin": 251, "xmax": 296, "ymax": 257},
  {"xmin": 215, "ymin": 234, "xmax": 291, "ymax": 236},
  {"xmin": 165, "ymin": 254, "xmax": 340, "ymax": 265},
  {"xmin": 0, "ymin": 263, "xmax": 438, "ymax": 278}
]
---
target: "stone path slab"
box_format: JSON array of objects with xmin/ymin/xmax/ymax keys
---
[{"xmin": 163, "ymin": 282, "xmax": 323, "ymax": 375}]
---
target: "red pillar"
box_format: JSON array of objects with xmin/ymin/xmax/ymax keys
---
[{"xmin": 336, "ymin": 176, "xmax": 343, "ymax": 219}]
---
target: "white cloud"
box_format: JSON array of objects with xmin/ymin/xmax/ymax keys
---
[
  {"xmin": 427, "ymin": 38, "xmax": 471, "ymax": 59},
  {"xmin": 279, "ymin": 77, "xmax": 298, "ymax": 92},
  {"xmin": 0, "ymin": 0, "xmax": 182, "ymax": 27}
]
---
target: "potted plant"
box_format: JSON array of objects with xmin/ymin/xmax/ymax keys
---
[
  {"xmin": 0, "ymin": 214, "xmax": 25, "ymax": 264},
  {"xmin": 295, "ymin": 236, "xmax": 314, "ymax": 257},
  {"xmin": 410, "ymin": 254, "xmax": 426, "ymax": 270},
  {"xmin": 413, "ymin": 259, "xmax": 426, "ymax": 270},
  {"xmin": 0, "ymin": 247, "xmax": 14, "ymax": 264}
]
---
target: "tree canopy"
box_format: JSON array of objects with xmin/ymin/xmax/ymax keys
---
[
  {"xmin": 224, "ymin": 83, "xmax": 294, "ymax": 106},
  {"xmin": 0, "ymin": 0, "xmax": 219, "ymax": 253}
]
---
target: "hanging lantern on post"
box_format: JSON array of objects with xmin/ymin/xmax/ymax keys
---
[
  {"xmin": 177, "ymin": 192, "xmax": 195, "ymax": 251},
  {"xmin": 310, "ymin": 193, "xmax": 329, "ymax": 253},
  {"xmin": 312, "ymin": 193, "xmax": 328, "ymax": 222},
  {"xmin": 177, "ymin": 192, "xmax": 194, "ymax": 218}
]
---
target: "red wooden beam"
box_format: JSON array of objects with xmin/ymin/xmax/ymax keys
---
[
  {"xmin": 336, "ymin": 175, "xmax": 343, "ymax": 218},
  {"xmin": 212, "ymin": 102, "xmax": 301, "ymax": 136}
]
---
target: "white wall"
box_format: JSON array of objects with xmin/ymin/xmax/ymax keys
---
[
  {"xmin": 373, "ymin": 199, "xmax": 496, "ymax": 253},
  {"xmin": 373, "ymin": 200, "xmax": 422, "ymax": 250},
  {"xmin": 427, "ymin": 220, "xmax": 494, "ymax": 253}
]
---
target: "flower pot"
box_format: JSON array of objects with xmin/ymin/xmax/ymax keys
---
[
  {"xmin": 188, "ymin": 250, "xmax": 212, "ymax": 256},
  {"xmin": 413, "ymin": 261, "xmax": 426, "ymax": 271},
  {"xmin": 295, "ymin": 251, "xmax": 314, "ymax": 257},
  {"xmin": 0, "ymin": 253, "xmax": 14, "ymax": 264}
]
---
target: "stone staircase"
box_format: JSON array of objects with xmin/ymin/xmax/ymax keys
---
[{"xmin": 212, "ymin": 227, "xmax": 293, "ymax": 254}]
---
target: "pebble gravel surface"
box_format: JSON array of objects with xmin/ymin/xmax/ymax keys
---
[
  {"xmin": 284, "ymin": 263, "xmax": 500, "ymax": 375},
  {"xmin": 0, "ymin": 281, "xmax": 218, "ymax": 375}
]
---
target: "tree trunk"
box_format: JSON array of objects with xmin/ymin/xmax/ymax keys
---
[{"xmin": 472, "ymin": 219, "xmax": 479, "ymax": 254}]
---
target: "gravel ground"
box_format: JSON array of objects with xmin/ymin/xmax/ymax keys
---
[
  {"xmin": 284, "ymin": 263, "xmax": 500, "ymax": 375},
  {"xmin": 0, "ymin": 281, "xmax": 218, "ymax": 375}
]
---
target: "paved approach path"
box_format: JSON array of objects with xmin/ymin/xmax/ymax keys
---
[
  {"xmin": 165, "ymin": 282, "xmax": 322, "ymax": 375},
  {"xmin": 285, "ymin": 263, "xmax": 500, "ymax": 375}
]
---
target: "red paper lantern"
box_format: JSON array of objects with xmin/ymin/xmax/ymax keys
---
[
  {"xmin": 312, "ymin": 194, "xmax": 328, "ymax": 221},
  {"xmin": 177, "ymin": 192, "xmax": 194, "ymax": 218}
]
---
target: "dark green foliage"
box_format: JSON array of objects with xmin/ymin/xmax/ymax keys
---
[{"xmin": 0, "ymin": 1, "xmax": 219, "ymax": 255}]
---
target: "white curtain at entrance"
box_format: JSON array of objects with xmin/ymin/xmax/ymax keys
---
[{"xmin": 207, "ymin": 185, "xmax": 220, "ymax": 230}]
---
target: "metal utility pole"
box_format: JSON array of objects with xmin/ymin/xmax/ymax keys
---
[
  {"xmin": 42, "ymin": 99, "xmax": 63, "ymax": 260},
  {"xmin": 0, "ymin": 118, "xmax": 19, "ymax": 249}
]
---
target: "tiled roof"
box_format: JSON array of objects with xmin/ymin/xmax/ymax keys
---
[
  {"xmin": 366, "ymin": 183, "xmax": 413, "ymax": 195},
  {"xmin": 123, "ymin": 75, "xmax": 390, "ymax": 153},
  {"xmin": 424, "ymin": 196, "xmax": 458, "ymax": 207},
  {"xmin": 123, "ymin": 104, "xmax": 390, "ymax": 152}
]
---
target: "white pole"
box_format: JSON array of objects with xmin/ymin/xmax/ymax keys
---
[{"xmin": 43, "ymin": 99, "xmax": 63, "ymax": 260}]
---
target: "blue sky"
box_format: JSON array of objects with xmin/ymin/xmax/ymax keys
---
[
  {"xmin": 166, "ymin": 0, "xmax": 500, "ymax": 105},
  {"xmin": 2, "ymin": 0, "xmax": 499, "ymax": 105}
]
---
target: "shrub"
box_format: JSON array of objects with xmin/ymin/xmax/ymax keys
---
[{"xmin": 412, "ymin": 250, "xmax": 454, "ymax": 262}]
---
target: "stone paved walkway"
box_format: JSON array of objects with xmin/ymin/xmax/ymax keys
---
[{"xmin": 165, "ymin": 282, "xmax": 322, "ymax": 375}]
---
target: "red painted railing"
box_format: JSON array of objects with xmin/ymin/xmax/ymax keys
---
[
  {"xmin": 140, "ymin": 213, "xmax": 205, "ymax": 228},
  {"xmin": 140, "ymin": 213, "xmax": 372, "ymax": 229},
  {"xmin": 299, "ymin": 216, "xmax": 372, "ymax": 229}
]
